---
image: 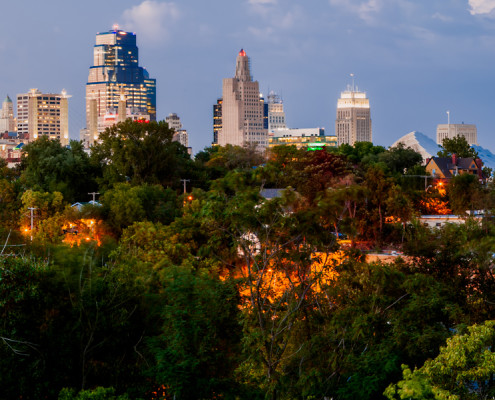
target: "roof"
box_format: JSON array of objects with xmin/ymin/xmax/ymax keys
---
[
  {"xmin": 4, "ymin": 95, "xmax": 12, "ymax": 103},
  {"xmin": 427, "ymin": 156, "xmax": 481, "ymax": 178}
]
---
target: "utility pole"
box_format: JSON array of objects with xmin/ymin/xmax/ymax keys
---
[
  {"xmin": 27, "ymin": 207, "xmax": 37, "ymax": 241},
  {"xmin": 180, "ymin": 179, "xmax": 190, "ymax": 195},
  {"xmin": 88, "ymin": 192, "xmax": 100, "ymax": 204}
]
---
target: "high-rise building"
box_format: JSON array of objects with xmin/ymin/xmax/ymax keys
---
[
  {"xmin": 17, "ymin": 89, "xmax": 70, "ymax": 146},
  {"xmin": 335, "ymin": 82, "xmax": 371, "ymax": 146},
  {"xmin": 212, "ymin": 98, "xmax": 222, "ymax": 145},
  {"xmin": 166, "ymin": 113, "xmax": 183, "ymax": 131},
  {"xmin": 266, "ymin": 91, "xmax": 287, "ymax": 133},
  {"xmin": 436, "ymin": 123, "xmax": 477, "ymax": 146},
  {"xmin": 166, "ymin": 112, "xmax": 189, "ymax": 149},
  {"xmin": 85, "ymin": 26, "xmax": 156, "ymax": 145},
  {"xmin": 0, "ymin": 95, "xmax": 16, "ymax": 133},
  {"xmin": 217, "ymin": 49, "xmax": 267, "ymax": 148}
]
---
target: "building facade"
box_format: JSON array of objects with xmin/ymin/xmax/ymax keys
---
[
  {"xmin": 212, "ymin": 98, "xmax": 222, "ymax": 145},
  {"xmin": 0, "ymin": 96, "xmax": 16, "ymax": 133},
  {"xmin": 17, "ymin": 89, "xmax": 70, "ymax": 146},
  {"xmin": 335, "ymin": 87, "xmax": 371, "ymax": 146},
  {"xmin": 269, "ymin": 128, "xmax": 337, "ymax": 150},
  {"xmin": 217, "ymin": 49, "xmax": 267, "ymax": 148},
  {"xmin": 266, "ymin": 91, "xmax": 287, "ymax": 133},
  {"xmin": 436, "ymin": 124, "xmax": 477, "ymax": 146},
  {"xmin": 85, "ymin": 27, "xmax": 156, "ymax": 145}
]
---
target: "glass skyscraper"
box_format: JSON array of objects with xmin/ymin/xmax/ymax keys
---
[{"xmin": 85, "ymin": 27, "xmax": 156, "ymax": 143}]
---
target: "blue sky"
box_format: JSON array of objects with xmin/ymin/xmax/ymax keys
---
[{"xmin": 2, "ymin": 0, "xmax": 495, "ymax": 153}]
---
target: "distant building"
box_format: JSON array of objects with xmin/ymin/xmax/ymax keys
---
[
  {"xmin": 166, "ymin": 113, "xmax": 183, "ymax": 131},
  {"xmin": 269, "ymin": 128, "xmax": 337, "ymax": 149},
  {"xmin": 436, "ymin": 123, "xmax": 477, "ymax": 146},
  {"xmin": 425, "ymin": 154, "xmax": 484, "ymax": 182},
  {"xmin": 0, "ymin": 140, "xmax": 23, "ymax": 167},
  {"xmin": 335, "ymin": 83, "xmax": 371, "ymax": 146},
  {"xmin": 17, "ymin": 88, "xmax": 70, "ymax": 146},
  {"xmin": 165, "ymin": 113, "xmax": 190, "ymax": 150},
  {"xmin": 212, "ymin": 98, "xmax": 222, "ymax": 145},
  {"xmin": 0, "ymin": 96, "xmax": 16, "ymax": 133},
  {"xmin": 85, "ymin": 26, "xmax": 156, "ymax": 145},
  {"xmin": 218, "ymin": 49, "xmax": 267, "ymax": 149},
  {"xmin": 266, "ymin": 91, "xmax": 287, "ymax": 133}
]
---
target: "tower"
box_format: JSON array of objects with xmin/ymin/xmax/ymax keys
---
[
  {"xmin": 266, "ymin": 91, "xmax": 287, "ymax": 133},
  {"xmin": 335, "ymin": 78, "xmax": 371, "ymax": 146},
  {"xmin": 85, "ymin": 26, "xmax": 156, "ymax": 145},
  {"xmin": 17, "ymin": 89, "xmax": 70, "ymax": 146},
  {"xmin": 0, "ymin": 95, "xmax": 16, "ymax": 133},
  {"xmin": 217, "ymin": 49, "xmax": 267, "ymax": 148}
]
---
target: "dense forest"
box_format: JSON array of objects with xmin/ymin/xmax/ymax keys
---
[{"xmin": 1, "ymin": 120, "xmax": 495, "ymax": 399}]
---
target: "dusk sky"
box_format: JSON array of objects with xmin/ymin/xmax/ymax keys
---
[{"xmin": 3, "ymin": 0, "xmax": 495, "ymax": 153}]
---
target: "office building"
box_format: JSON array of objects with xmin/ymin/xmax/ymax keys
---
[
  {"xmin": 17, "ymin": 88, "xmax": 70, "ymax": 146},
  {"xmin": 266, "ymin": 91, "xmax": 287, "ymax": 133},
  {"xmin": 335, "ymin": 83, "xmax": 371, "ymax": 146},
  {"xmin": 217, "ymin": 49, "xmax": 267, "ymax": 148},
  {"xmin": 166, "ymin": 113, "xmax": 183, "ymax": 131},
  {"xmin": 269, "ymin": 128, "xmax": 337, "ymax": 150},
  {"xmin": 165, "ymin": 112, "xmax": 189, "ymax": 149},
  {"xmin": 0, "ymin": 96, "xmax": 16, "ymax": 133},
  {"xmin": 85, "ymin": 26, "xmax": 156, "ymax": 145},
  {"xmin": 436, "ymin": 123, "xmax": 477, "ymax": 146},
  {"xmin": 213, "ymin": 98, "xmax": 222, "ymax": 145}
]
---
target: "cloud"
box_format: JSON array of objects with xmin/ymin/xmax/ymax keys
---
[
  {"xmin": 329, "ymin": 0, "xmax": 383, "ymax": 22},
  {"xmin": 122, "ymin": 1, "xmax": 179, "ymax": 44},
  {"xmin": 247, "ymin": 0, "xmax": 277, "ymax": 17},
  {"xmin": 468, "ymin": 0, "xmax": 495, "ymax": 15}
]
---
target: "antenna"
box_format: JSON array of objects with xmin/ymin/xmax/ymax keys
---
[{"xmin": 350, "ymin": 73, "xmax": 355, "ymax": 92}]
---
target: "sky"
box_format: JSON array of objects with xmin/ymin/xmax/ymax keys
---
[{"xmin": 2, "ymin": 0, "xmax": 495, "ymax": 153}]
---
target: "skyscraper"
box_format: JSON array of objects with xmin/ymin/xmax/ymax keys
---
[
  {"xmin": 212, "ymin": 98, "xmax": 222, "ymax": 145},
  {"xmin": 266, "ymin": 91, "xmax": 287, "ymax": 133},
  {"xmin": 335, "ymin": 81, "xmax": 371, "ymax": 146},
  {"xmin": 17, "ymin": 89, "xmax": 70, "ymax": 146},
  {"xmin": 436, "ymin": 123, "xmax": 477, "ymax": 146},
  {"xmin": 217, "ymin": 49, "xmax": 267, "ymax": 148},
  {"xmin": 0, "ymin": 95, "xmax": 16, "ymax": 133},
  {"xmin": 85, "ymin": 26, "xmax": 156, "ymax": 145}
]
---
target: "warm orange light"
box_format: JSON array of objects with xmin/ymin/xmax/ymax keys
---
[{"xmin": 187, "ymin": 195, "xmax": 193, "ymax": 201}]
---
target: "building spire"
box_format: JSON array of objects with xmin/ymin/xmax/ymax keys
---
[{"xmin": 235, "ymin": 49, "xmax": 251, "ymax": 82}]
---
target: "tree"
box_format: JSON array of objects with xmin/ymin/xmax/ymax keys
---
[
  {"xmin": 385, "ymin": 321, "xmax": 495, "ymax": 400},
  {"xmin": 101, "ymin": 183, "xmax": 180, "ymax": 235},
  {"xmin": 90, "ymin": 119, "xmax": 192, "ymax": 189},
  {"xmin": 437, "ymin": 136, "xmax": 478, "ymax": 158},
  {"xmin": 379, "ymin": 144, "xmax": 423, "ymax": 175},
  {"xmin": 20, "ymin": 137, "xmax": 99, "ymax": 203},
  {"xmin": 447, "ymin": 173, "xmax": 482, "ymax": 214},
  {"xmin": 148, "ymin": 266, "xmax": 244, "ymax": 399}
]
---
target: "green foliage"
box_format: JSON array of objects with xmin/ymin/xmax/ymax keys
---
[
  {"xmin": 148, "ymin": 266, "xmax": 243, "ymax": 399},
  {"xmin": 437, "ymin": 135, "xmax": 478, "ymax": 158},
  {"xmin": 59, "ymin": 387, "xmax": 132, "ymax": 400},
  {"xmin": 20, "ymin": 137, "xmax": 99, "ymax": 203},
  {"xmin": 101, "ymin": 183, "xmax": 180, "ymax": 235},
  {"xmin": 378, "ymin": 143, "xmax": 423, "ymax": 175},
  {"xmin": 90, "ymin": 119, "xmax": 192, "ymax": 189},
  {"xmin": 336, "ymin": 141, "xmax": 386, "ymax": 165},
  {"xmin": 447, "ymin": 173, "xmax": 482, "ymax": 214},
  {"xmin": 385, "ymin": 321, "xmax": 495, "ymax": 400},
  {"xmin": 0, "ymin": 246, "xmax": 149, "ymax": 399}
]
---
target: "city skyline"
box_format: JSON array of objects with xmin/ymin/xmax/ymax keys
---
[{"xmin": 1, "ymin": 1, "xmax": 495, "ymax": 153}]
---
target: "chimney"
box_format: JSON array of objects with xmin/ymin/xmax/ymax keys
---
[{"xmin": 452, "ymin": 153, "xmax": 457, "ymax": 166}]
